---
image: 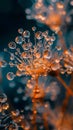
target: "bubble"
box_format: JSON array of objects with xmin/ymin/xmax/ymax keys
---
[
  {"xmin": 7, "ymin": 72, "xmax": 15, "ymax": 81},
  {"xmin": 8, "ymin": 42, "xmax": 16, "ymax": 49},
  {"xmin": 18, "ymin": 28, "xmax": 24, "ymax": 34},
  {"xmin": 23, "ymin": 30, "xmax": 30, "ymax": 38},
  {"xmin": 35, "ymin": 31, "xmax": 43, "ymax": 40},
  {"xmin": 15, "ymin": 36, "xmax": 23, "ymax": 44}
]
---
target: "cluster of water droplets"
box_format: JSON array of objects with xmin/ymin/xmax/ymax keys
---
[
  {"xmin": 4, "ymin": 27, "xmax": 60, "ymax": 81},
  {"xmin": 4, "ymin": 27, "xmax": 73, "ymax": 82}
]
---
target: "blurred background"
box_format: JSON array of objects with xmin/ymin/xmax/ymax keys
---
[{"xmin": 0, "ymin": 0, "xmax": 37, "ymax": 51}]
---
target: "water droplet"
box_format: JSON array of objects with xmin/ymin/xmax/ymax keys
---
[
  {"xmin": 0, "ymin": 60, "xmax": 7, "ymax": 67},
  {"xmin": 35, "ymin": 31, "xmax": 43, "ymax": 40},
  {"xmin": 3, "ymin": 103, "xmax": 9, "ymax": 110},
  {"xmin": 22, "ymin": 43, "xmax": 31, "ymax": 50},
  {"xmin": 25, "ymin": 8, "xmax": 31, "ymax": 14},
  {"xmin": 32, "ymin": 26, "xmax": 36, "ymax": 31},
  {"xmin": 35, "ymin": 52, "xmax": 41, "ymax": 58},
  {"xmin": 21, "ymin": 52, "xmax": 28, "ymax": 59},
  {"xmin": 51, "ymin": 63, "xmax": 60, "ymax": 71},
  {"xmin": 23, "ymin": 30, "xmax": 30, "ymax": 38},
  {"xmin": 10, "ymin": 54, "xmax": 15, "ymax": 60},
  {"xmin": 0, "ymin": 93, "xmax": 7, "ymax": 103},
  {"xmin": 18, "ymin": 28, "xmax": 24, "ymax": 34},
  {"xmin": 13, "ymin": 97, "xmax": 19, "ymax": 103},
  {"xmin": 7, "ymin": 72, "xmax": 15, "ymax": 81},
  {"xmin": 15, "ymin": 36, "xmax": 23, "ymax": 44},
  {"xmin": 51, "ymin": 35, "xmax": 55, "ymax": 41},
  {"xmin": 8, "ymin": 42, "xmax": 16, "ymax": 49},
  {"xmin": 17, "ymin": 87, "xmax": 23, "ymax": 94},
  {"xmin": 43, "ymin": 50, "xmax": 52, "ymax": 59},
  {"xmin": 9, "ymin": 81, "xmax": 16, "ymax": 88}
]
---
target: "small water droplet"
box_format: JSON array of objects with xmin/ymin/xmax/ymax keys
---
[
  {"xmin": 23, "ymin": 30, "xmax": 30, "ymax": 38},
  {"xmin": 15, "ymin": 36, "xmax": 23, "ymax": 44},
  {"xmin": 8, "ymin": 42, "xmax": 16, "ymax": 49},
  {"xmin": 18, "ymin": 28, "xmax": 24, "ymax": 34},
  {"xmin": 35, "ymin": 31, "xmax": 43, "ymax": 40}
]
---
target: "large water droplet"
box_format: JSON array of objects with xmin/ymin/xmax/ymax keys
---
[{"xmin": 7, "ymin": 72, "xmax": 15, "ymax": 81}]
